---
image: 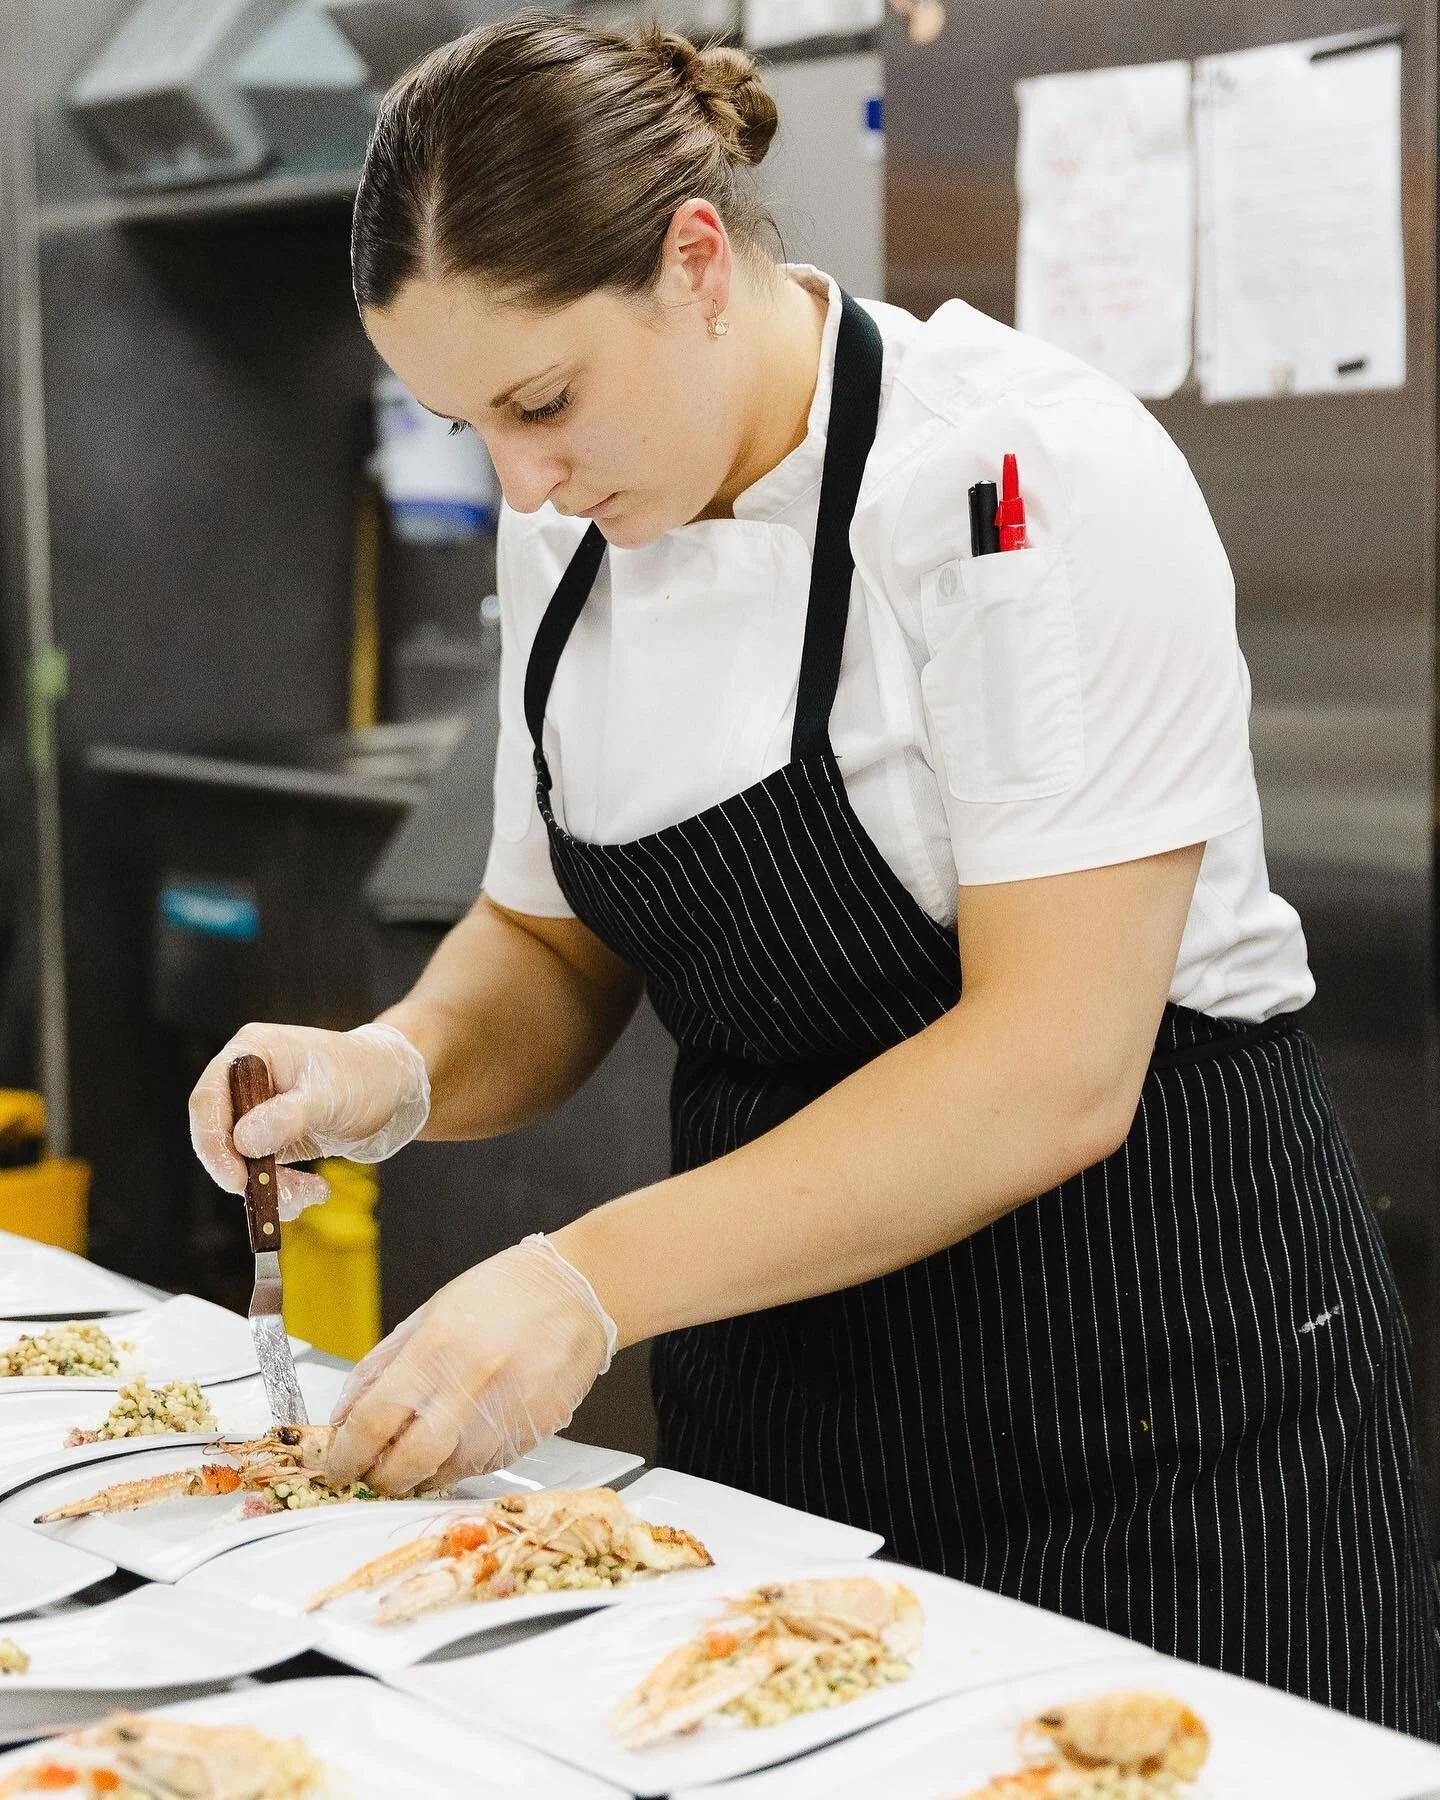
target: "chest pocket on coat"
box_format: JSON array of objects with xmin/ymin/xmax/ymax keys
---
[{"xmin": 919, "ymin": 544, "xmax": 1083, "ymax": 804}]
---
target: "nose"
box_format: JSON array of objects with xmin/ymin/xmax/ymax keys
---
[{"xmin": 488, "ymin": 435, "xmax": 569, "ymax": 515}]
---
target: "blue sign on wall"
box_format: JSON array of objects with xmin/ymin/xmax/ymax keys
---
[{"xmin": 159, "ymin": 884, "xmax": 260, "ymax": 943}]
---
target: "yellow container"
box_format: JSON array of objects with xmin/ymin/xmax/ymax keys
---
[
  {"xmin": 0, "ymin": 1090, "xmax": 89, "ymax": 1255},
  {"xmin": 0, "ymin": 1157, "xmax": 92, "ymax": 1255},
  {"xmin": 278, "ymin": 1158, "xmax": 381, "ymax": 1362},
  {"xmin": 0, "ymin": 1090, "xmax": 47, "ymax": 1148}
]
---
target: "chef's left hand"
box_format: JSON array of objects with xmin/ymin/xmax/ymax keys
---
[{"xmin": 324, "ymin": 1235, "xmax": 617, "ymax": 1496}]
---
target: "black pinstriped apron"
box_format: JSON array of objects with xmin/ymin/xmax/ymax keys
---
[{"xmin": 524, "ymin": 295, "xmax": 1440, "ymax": 1736}]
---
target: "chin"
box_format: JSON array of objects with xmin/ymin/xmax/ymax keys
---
[
  {"xmin": 601, "ymin": 490, "xmax": 714, "ymax": 550},
  {"xmin": 598, "ymin": 510, "xmax": 662, "ymax": 551}
]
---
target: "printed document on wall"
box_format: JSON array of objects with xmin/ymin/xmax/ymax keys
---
[
  {"xmin": 744, "ymin": 0, "xmax": 883, "ymax": 49},
  {"xmin": 1194, "ymin": 33, "xmax": 1405, "ymax": 403},
  {"xmin": 1014, "ymin": 61, "xmax": 1193, "ymax": 400}
]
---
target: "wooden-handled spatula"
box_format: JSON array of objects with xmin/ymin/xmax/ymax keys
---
[{"xmin": 229, "ymin": 1054, "xmax": 308, "ymax": 1426}]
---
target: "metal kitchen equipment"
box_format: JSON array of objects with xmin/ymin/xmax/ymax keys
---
[
  {"xmin": 65, "ymin": 0, "xmax": 291, "ymax": 190},
  {"xmin": 318, "ymin": 0, "xmax": 461, "ymax": 84},
  {"xmin": 232, "ymin": 1, "xmax": 378, "ymax": 175}
]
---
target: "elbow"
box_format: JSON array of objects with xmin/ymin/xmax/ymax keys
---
[{"xmin": 1058, "ymin": 1074, "xmax": 1144, "ymax": 1178}]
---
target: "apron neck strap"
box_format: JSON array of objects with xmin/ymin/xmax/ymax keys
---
[
  {"xmin": 523, "ymin": 290, "xmax": 884, "ymax": 784},
  {"xmin": 523, "ymin": 520, "xmax": 606, "ymax": 787},
  {"xmin": 789, "ymin": 291, "xmax": 884, "ymax": 763}
]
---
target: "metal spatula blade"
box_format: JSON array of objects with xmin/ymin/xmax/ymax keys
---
[
  {"xmin": 230, "ymin": 1054, "xmax": 308, "ymax": 1427},
  {"xmin": 248, "ymin": 1247, "xmax": 307, "ymax": 1426}
]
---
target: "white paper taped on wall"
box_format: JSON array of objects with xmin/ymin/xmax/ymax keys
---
[
  {"xmin": 1194, "ymin": 31, "xmax": 1405, "ymax": 403},
  {"xmin": 1014, "ymin": 61, "xmax": 1194, "ymax": 400},
  {"xmin": 744, "ymin": 0, "xmax": 883, "ymax": 50}
]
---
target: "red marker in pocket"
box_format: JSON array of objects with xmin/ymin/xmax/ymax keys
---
[{"xmin": 996, "ymin": 452, "xmax": 1028, "ymax": 551}]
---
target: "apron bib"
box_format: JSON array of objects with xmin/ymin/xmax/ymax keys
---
[{"xmin": 523, "ymin": 295, "xmax": 1440, "ymax": 1737}]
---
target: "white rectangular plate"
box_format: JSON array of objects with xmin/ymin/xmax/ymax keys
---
[
  {"xmin": 0, "ymin": 1293, "xmax": 308, "ymax": 1392},
  {"xmin": 388, "ymin": 1557, "xmax": 1122, "ymax": 1796},
  {"xmin": 179, "ymin": 1465, "xmax": 884, "ymax": 1675},
  {"xmin": 0, "ymin": 1361, "xmax": 348, "ymax": 1498},
  {"xmin": 0, "ymin": 1675, "xmax": 633, "ymax": 1797},
  {"xmin": 672, "ymin": 1650, "xmax": 1440, "ymax": 1799},
  {"xmin": 7, "ymin": 1435, "xmax": 643, "ymax": 1583},
  {"xmin": 0, "ymin": 1583, "xmax": 316, "ymax": 1730},
  {"xmin": 0, "ymin": 1519, "xmax": 115, "ymax": 1618},
  {"xmin": 452, "ymin": 1435, "xmax": 642, "ymax": 1499},
  {"xmin": 0, "ymin": 1236, "xmax": 150, "ymax": 1318}
]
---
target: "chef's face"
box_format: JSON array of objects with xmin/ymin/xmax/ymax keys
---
[{"xmin": 364, "ymin": 262, "xmax": 739, "ymax": 549}]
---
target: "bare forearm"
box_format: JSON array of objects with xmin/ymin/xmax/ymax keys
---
[
  {"xmin": 554, "ymin": 850, "xmax": 1202, "ymax": 1346},
  {"xmin": 381, "ymin": 896, "xmax": 639, "ymax": 1139},
  {"xmin": 553, "ymin": 990, "xmax": 1141, "ymax": 1349}
]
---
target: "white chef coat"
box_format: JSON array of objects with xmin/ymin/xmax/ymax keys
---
[{"xmin": 483, "ymin": 268, "xmax": 1313, "ymax": 1023}]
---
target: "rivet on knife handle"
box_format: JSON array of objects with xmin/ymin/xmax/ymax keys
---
[{"xmin": 229, "ymin": 1054, "xmax": 281, "ymax": 1254}]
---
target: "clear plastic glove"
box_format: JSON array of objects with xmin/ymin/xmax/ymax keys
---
[
  {"xmin": 325, "ymin": 1235, "xmax": 617, "ymax": 1496},
  {"xmin": 188, "ymin": 1021, "xmax": 430, "ymax": 1219}
]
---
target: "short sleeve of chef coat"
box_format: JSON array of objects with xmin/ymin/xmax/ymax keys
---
[
  {"xmin": 885, "ymin": 388, "xmax": 1259, "ymax": 887},
  {"xmin": 481, "ymin": 505, "xmax": 578, "ymax": 918}
]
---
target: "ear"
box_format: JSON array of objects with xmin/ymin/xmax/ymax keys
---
[{"xmin": 656, "ymin": 199, "xmax": 732, "ymax": 327}]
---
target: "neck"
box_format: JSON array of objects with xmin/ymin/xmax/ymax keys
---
[{"xmin": 698, "ymin": 271, "xmax": 828, "ymax": 521}]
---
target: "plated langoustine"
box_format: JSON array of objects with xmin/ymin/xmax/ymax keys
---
[
  {"xmin": 305, "ymin": 1485, "xmax": 713, "ymax": 1624},
  {"xmin": 612, "ymin": 1576, "xmax": 923, "ymax": 1749},
  {"xmin": 0, "ymin": 1711, "xmax": 326, "ymax": 1799},
  {"xmin": 33, "ymin": 1424, "xmax": 384, "ymax": 1523},
  {"xmin": 955, "ymin": 1689, "xmax": 1210, "ymax": 1798}
]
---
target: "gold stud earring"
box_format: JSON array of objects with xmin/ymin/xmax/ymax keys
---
[{"xmin": 708, "ymin": 307, "xmax": 730, "ymax": 339}]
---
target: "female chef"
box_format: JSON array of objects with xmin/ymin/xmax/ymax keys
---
[{"xmin": 190, "ymin": 14, "xmax": 1439, "ymax": 1736}]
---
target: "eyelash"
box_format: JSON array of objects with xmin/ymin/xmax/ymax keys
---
[
  {"xmin": 447, "ymin": 388, "xmax": 572, "ymax": 435},
  {"xmin": 517, "ymin": 389, "xmax": 572, "ymax": 425}
]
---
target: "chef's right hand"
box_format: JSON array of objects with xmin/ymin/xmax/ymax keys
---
[{"xmin": 188, "ymin": 1021, "xmax": 431, "ymax": 1219}]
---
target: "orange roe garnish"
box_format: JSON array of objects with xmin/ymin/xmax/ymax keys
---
[
  {"xmin": 442, "ymin": 1520, "xmax": 494, "ymax": 1554},
  {"xmin": 27, "ymin": 1766, "xmax": 79, "ymax": 1790}
]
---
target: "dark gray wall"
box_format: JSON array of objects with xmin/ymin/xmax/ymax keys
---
[
  {"xmin": 885, "ymin": 0, "xmax": 1440, "ymax": 1511},
  {"xmin": 17, "ymin": 4, "xmax": 400, "ymax": 1284},
  {"xmin": 0, "ymin": 4, "xmax": 37, "ymax": 1092},
  {"xmin": 42, "ymin": 198, "xmax": 372, "ymax": 1285}
]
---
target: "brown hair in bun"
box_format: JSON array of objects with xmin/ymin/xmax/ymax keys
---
[
  {"xmin": 644, "ymin": 29, "xmax": 780, "ymax": 168},
  {"xmin": 352, "ymin": 11, "xmax": 781, "ymax": 315}
]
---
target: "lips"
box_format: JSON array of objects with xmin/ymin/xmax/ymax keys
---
[{"xmin": 573, "ymin": 493, "xmax": 618, "ymax": 520}]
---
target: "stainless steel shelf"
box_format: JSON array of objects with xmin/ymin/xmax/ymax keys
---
[
  {"xmin": 85, "ymin": 742, "xmax": 426, "ymax": 808},
  {"xmin": 38, "ymin": 169, "xmax": 359, "ymax": 237}
]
